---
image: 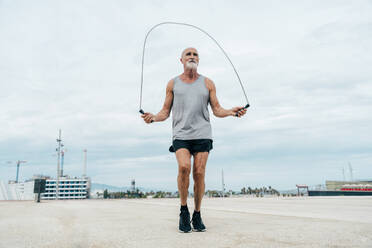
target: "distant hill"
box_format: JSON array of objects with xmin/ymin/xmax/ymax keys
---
[
  {"xmin": 91, "ymin": 183, "xmax": 130, "ymax": 191},
  {"xmin": 91, "ymin": 183, "xmax": 162, "ymax": 193}
]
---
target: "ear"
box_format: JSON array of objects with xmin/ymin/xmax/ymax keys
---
[{"xmin": 180, "ymin": 58, "xmax": 183, "ymax": 63}]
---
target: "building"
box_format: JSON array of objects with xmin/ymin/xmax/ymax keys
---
[
  {"xmin": 0, "ymin": 180, "xmax": 34, "ymax": 200},
  {"xmin": 326, "ymin": 180, "xmax": 372, "ymax": 190},
  {"xmin": 43, "ymin": 176, "xmax": 90, "ymax": 200},
  {"xmin": 0, "ymin": 176, "xmax": 91, "ymax": 200},
  {"xmin": 308, "ymin": 180, "xmax": 372, "ymax": 196}
]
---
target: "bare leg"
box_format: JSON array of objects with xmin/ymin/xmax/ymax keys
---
[
  {"xmin": 193, "ymin": 152, "xmax": 209, "ymax": 212},
  {"xmin": 176, "ymin": 149, "xmax": 192, "ymax": 206}
]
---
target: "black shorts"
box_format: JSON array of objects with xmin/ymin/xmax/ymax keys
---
[{"xmin": 169, "ymin": 139, "xmax": 213, "ymax": 154}]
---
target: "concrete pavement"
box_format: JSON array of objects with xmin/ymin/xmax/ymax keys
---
[{"xmin": 1, "ymin": 196, "xmax": 371, "ymax": 248}]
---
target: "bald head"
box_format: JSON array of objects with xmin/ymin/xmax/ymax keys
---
[{"xmin": 181, "ymin": 47, "xmax": 199, "ymax": 58}]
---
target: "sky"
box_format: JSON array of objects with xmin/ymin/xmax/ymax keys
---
[{"xmin": 0, "ymin": 0, "xmax": 371, "ymax": 191}]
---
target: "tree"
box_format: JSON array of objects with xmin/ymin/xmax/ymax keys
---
[
  {"xmin": 241, "ymin": 187, "xmax": 246, "ymax": 195},
  {"xmin": 103, "ymin": 189, "xmax": 108, "ymax": 199},
  {"xmin": 248, "ymin": 187, "xmax": 252, "ymax": 195}
]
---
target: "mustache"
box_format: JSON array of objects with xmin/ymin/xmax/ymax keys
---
[{"xmin": 186, "ymin": 61, "xmax": 198, "ymax": 69}]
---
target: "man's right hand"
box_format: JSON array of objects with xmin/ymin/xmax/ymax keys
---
[{"xmin": 141, "ymin": 113, "xmax": 155, "ymax": 124}]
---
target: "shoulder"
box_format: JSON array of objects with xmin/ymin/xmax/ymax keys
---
[
  {"xmin": 203, "ymin": 76, "xmax": 215, "ymax": 91},
  {"xmin": 166, "ymin": 78, "xmax": 175, "ymax": 91}
]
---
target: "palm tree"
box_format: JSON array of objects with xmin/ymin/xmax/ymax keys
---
[
  {"xmin": 241, "ymin": 187, "xmax": 246, "ymax": 195},
  {"xmin": 248, "ymin": 187, "xmax": 252, "ymax": 195}
]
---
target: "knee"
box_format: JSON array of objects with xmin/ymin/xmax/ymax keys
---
[
  {"xmin": 193, "ymin": 168, "xmax": 205, "ymax": 181},
  {"xmin": 179, "ymin": 163, "xmax": 191, "ymax": 176}
]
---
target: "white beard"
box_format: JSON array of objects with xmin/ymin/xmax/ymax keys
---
[{"xmin": 186, "ymin": 61, "xmax": 198, "ymax": 70}]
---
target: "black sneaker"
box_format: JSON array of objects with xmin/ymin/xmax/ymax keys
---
[
  {"xmin": 191, "ymin": 211, "xmax": 206, "ymax": 232},
  {"xmin": 179, "ymin": 210, "xmax": 191, "ymax": 233}
]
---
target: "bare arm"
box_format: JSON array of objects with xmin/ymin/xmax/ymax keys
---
[
  {"xmin": 206, "ymin": 78, "xmax": 247, "ymax": 118},
  {"xmin": 141, "ymin": 79, "xmax": 174, "ymax": 123}
]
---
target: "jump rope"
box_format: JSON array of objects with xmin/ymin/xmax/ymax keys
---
[{"xmin": 139, "ymin": 22, "xmax": 250, "ymax": 118}]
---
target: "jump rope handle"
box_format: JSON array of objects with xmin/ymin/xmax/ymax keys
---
[
  {"xmin": 139, "ymin": 109, "xmax": 154, "ymax": 123},
  {"xmin": 235, "ymin": 104, "xmax": 250, "ymax": 117}
]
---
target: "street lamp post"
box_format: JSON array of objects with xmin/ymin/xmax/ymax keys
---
[{"xmin": 56, "ymin": 129, "xmax": 63, "ymax": 200}]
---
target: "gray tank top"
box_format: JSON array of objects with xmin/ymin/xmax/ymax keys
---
[{"xmin": 171, "ymin": 75, "xmax": 212, "ymax": 140}]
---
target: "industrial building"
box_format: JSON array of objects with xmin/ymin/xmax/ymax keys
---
[
  {"xmin": 307, "ymin": 180, "xmax": 372, "ymax": 196},
  {"xmin": 0, "ymin": 176, "xmax": 91, "ymax": 201},
  {"xmin": 326, "ymin": 180, "xmax": 372, "ymax": 190},
  {"xmin": 43, "ymin": 176, "xmax": 90, "ymax": 200},
  {"xmin": 0, "ymin": 180, "xmax": 34, "ymax": 200}
]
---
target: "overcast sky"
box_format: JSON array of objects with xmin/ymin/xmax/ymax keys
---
[{"xmin": 1, "ymin": 0, "xmax": 371, "ymax": 191}]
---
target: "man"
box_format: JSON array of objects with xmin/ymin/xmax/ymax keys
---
[{"xmin": 141, "ymin": 47, "xmax": 246, "ymax": 233}]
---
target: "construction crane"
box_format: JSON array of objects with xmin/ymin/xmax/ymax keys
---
[
  {"xmin": 6, "ymin": 160, "xmax": 27, "ymax": 183},
  {"xmin": 83, "ymin": 149, "xmax": 87, "ymax": 177}
]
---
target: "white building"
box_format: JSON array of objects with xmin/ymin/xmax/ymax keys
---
[
  {"xmin": 43, "ymin": 176, "xmax": 90, "ymax": 200},
  {"xmin": 0, "ymin": 180, "xmax": 34, "ymax": 200},
  {"xmin": 0, "ymin": 176, "xmax": 91, "ymax": 200}
]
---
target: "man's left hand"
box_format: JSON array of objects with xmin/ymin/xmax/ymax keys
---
[{"xmin": 231, "ymin": 106, "xmax": 247, "ymax": 118}]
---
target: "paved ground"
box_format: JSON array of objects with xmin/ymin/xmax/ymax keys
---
[{"xmin": 1, "ymin": 196, "xmax": 372, "ymax": 248}]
